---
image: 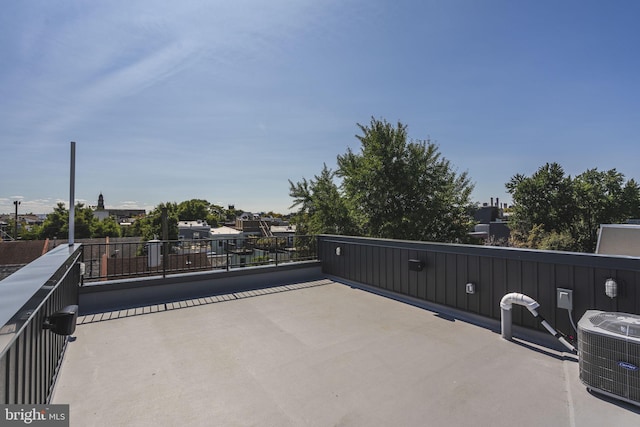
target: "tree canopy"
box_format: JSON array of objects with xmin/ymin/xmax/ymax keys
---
[
  {"xmin": 290, "ymin": 117, "xmax": 476, "ymax": 242},
  {"xmin": 506, "ymin": 163, "xmax": 640, "ymax": 252},
  {"xmin": 177, "ymin": 199, "xmax": 213, "ymax": 223},
  {"xmin": 29, "ymin": 202, "xmax": 120, "ymax": 239},
  {"xmin": 26, "ymin": 199, "xmax": 238, "ymax": 241},
  {"xmin": 289, "ymin": 164, "xmax": 356, "ymax": 235},
  {"xmin": 132, "ymin": 202, "xmax": 179, "ymax": 241}
]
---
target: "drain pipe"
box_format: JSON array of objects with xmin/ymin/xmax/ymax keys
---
[{"xmin": 500, "ymin": 292, "xmax": 576, "ymax": 353}]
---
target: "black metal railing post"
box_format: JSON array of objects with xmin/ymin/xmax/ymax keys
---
[
  {"xmin": 78, "ymin": 235, "xmax": 319, "ymax": 282},
  {"xmin": 161, "ymin": 208, "xmax": 168, "ymax": 278}
]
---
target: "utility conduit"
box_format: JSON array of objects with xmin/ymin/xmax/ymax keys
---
[{"xmin": 500, "ymin": 292, "xmax": 577, "ymax": 353}]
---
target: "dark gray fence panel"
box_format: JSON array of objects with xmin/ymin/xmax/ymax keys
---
[
  {"xmin": 425, "ymin": 251, "xmax": 436, "ymax": 302},
  {"xmin": 407, "ymin": 249, "xmax": 418, "ymax": 298},
  {"xmin": 478, "ymin": 257, "xmax": 493, "ymax": 318},
  {"xmin": 466, "ymin": 255, "xmax": 479, "ymax": 314},
  {"xmin": 396, "ymin": 249, "xmax": 405, "ymax": 294},
  {"xmin": 318, "ymin": 235, "xmax": 640, "ymax": 334}
]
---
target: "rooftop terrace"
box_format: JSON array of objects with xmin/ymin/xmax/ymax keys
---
[
  {"xmin": 2, "ymin": 235, "xmax": 640, "ymax": 426},
  {"xmin": 52, "ymin": 278, "xmax": 638, "ymax": 426}
]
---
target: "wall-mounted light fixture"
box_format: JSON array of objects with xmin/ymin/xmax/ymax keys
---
[
  {"xmin": 43, "ymin": 305, "xmax": 79, "ymax": 336},
  {"xmin": 408, "ymin": 259, "xmax": 424, "ymax": 272},
  {"xmin": 466, "ymin": 283, "xmax": 476, "ymax": 294},
  {"xmin": 605, "ymin": 278, "xmax": 618, "ymax": 299},
  {"xmin": 335, "ymin": 247, "xmax": 342, "ymax": 256}
]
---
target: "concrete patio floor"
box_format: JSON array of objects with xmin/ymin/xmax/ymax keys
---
[{"xmin": 52, "ymin": 278, "xmax": 639, "ymax": 426}]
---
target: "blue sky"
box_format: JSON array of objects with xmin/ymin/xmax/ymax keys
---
[{"xmin": 1, "ymin": 0, "xmax": 639, "ymax": 215}]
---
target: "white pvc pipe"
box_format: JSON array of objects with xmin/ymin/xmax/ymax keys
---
[
  {"xmin": 500, "ymin": 292, "xmax": 576, "ymax": 353},
  {"xmin": 501, "ymin": 292, "xmax": 539, "ymax": 340},
  {"xmin": 500, "ymin": 292, "xmax": 540, "ymax": 314}
]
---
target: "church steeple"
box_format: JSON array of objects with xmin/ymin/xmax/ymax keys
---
[{"xmin": 97, "ymin": 193, "xmax": 105, "ymax": 211}]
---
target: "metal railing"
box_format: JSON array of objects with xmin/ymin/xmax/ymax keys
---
[
  {"xmin": 0, "ymin": 244, "xmax": 81, "ymax": 404},
  {"xmin": 81, "ymin": 235, "xmax": 317, "ymax": 283}
]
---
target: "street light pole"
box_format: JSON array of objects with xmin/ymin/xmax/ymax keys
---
[{"xmin": 13, "ymin": 200, "xmax": 21, "ymax": 240}]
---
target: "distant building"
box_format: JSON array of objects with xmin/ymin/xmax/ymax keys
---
[
  {"xmin": 233, "ymin": 214, "xmax": 293, "ymax": 237},
  {"xmin": 92, "ymin": 193, "xmax": 145, "ymax": 223},
  {"xmin": 0, "ymin": 214, "xmax": 44, "ymax": 239},
  {"xmin": 270, "ymin": 224, "xmax": 296, "ymax": 237},
  {"xmin": 469, "ymin": 198, "xmax": 510, "ymax": 243},
  {"xmin": 209, "ymin": 225, "xmax": 243, "ymax": 253},
  {"xmin": 595, "ymin": 224, "xmax": 640, "ymax": 257},
  {"xmin": 178, "ymin": 220, "xmax": 211, "ymax": 240},
  {"xmin": 0, "ymin": 221, "xmax": 10, "ymax": 241}
]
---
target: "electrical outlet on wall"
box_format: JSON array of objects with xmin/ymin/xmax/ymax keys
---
[{"xmin": 557, "ymin": 288, "xmax": 573, "ymax": 310}]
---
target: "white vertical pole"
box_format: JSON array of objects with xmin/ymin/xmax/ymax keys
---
[{"xmin": 69, "ymin": 141, "xmax": 76, "ymax": 246}]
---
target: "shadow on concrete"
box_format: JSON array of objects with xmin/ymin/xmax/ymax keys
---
[
  {"xmin": 586, "ymin": 387, "xmax": 640, "ymax": 414},
  {"xmin": 510, "ymin": 337, "xmax": 578, "ymax": 362},
  {"xmin": 77, "ymin": 279, "xmax": 332, "ymax": 325}
]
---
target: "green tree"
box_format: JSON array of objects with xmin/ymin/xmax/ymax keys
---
[
  {"xmin": 289, "ymin": 164, "xmax": 356, "ymax": 235},
  {"xmin": 506, "ymin": 164, "xmax": 640, "ymax": 252},
  {"xmin": 176, "ymin": 199, "xmax": 227, "ymax": 227},
  {"xmin": 92, "ymin": 216, "xmax": 122, "ymax": 238},
  {"xmin": 177, "ymin": 199, "xmax": 210, "ymax": 221},
  {"xmin": 621, "ymin": 179, "xmax": 640, "ymax": 219},
  {"xmin": 505, "ymin": 163, "xmax": 575, "ymax": 240},
  {"xmin": 21, "ymin": 223, "xmax": 42, "ymax": 240},
  {"xmin": 523, "ymin": 224, "xmax": 577, "ymax": 251},
  {"xmin": 38, "ymin": 202, "xmax": 97, "ymax": 239},
  {"xmin": 336, "ymin": 117, "xmax": 475, "ymax": 242},
  {"xmin": 208, "ymin": 204, "xmax": 227, "ymax": 226},
  {"xmin": 40, "ymin": 203, "xmax": 69, "ymax": 239},
  {"xmin": 134, "ymin": 202, "xmax": 179, "ymax": 241},
  {"xmin": 73, "ymin": 203, "xmax": 95, "ymax": 239},
  {"xmin": 572, "ymin": 168, "xmax": 639, "ymax": 252}
]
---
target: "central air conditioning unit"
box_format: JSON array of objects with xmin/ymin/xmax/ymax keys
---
[{"xmin": 578, "ymin": 310, "xmax": 640, "ymax": 406}]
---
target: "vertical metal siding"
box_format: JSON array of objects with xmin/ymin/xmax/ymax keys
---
[
  {"xmin": 435, "ymin": 252, "xmax": 446, "ymax": 305},
  {"xmin": 466, "ymin": 255, "xmax": 480, "ymax": 314},
  {"xmin": 478, "ymin": 257, "xmax": 493, "ymax": 318},
  {"xmin": 520, "ymin": 261, "xmax": 536, "ymax": 329},
  {"xmin": 319, "ymin": 235, "xmax": 640, "ymax": 333},
  {"xmin": 384, "ymin": 247, "xmax": 393, "ymax": 292},
  {"xmin": 425, "ymin": 251, "xmax": 436, "ymax": 302}
]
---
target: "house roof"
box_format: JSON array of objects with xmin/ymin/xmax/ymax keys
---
[
  {"xmin": 178, "ymin": 220, "xmax": 210, "ymax": 229},
  {"xmin": 210, "ymin": 225, "xmax": 242, "ymax": 235},
  {"xmin": 271, "ymin": 225, "xmax": 296, "ymax": 233},
  {"xmin": 0, "ymin": 240, "xmax": 50, "ymax": 265}
]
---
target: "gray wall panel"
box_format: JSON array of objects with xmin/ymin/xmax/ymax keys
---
[
  {"xmin": 435, "ymin": 252, "xmax": 446, "ymax": 305},
  {"xmin": 319, "ymin": 235, "xmax": 640, "ymax": 333},
  {"xmin": 426, "ymin": 251, "xmax": 436, "ymax": 302}
]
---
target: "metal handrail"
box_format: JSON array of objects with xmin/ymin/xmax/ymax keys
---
[
  {"xmin": 0, "ymin": 244, "xmax": 81, "ymax": 404},
  {"xmin": 80, "ymin": 235, "xmax": 318, "ymax": 283}
]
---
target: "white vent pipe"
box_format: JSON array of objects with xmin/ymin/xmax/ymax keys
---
[{"xmin": 500, "ymin": 292, "xmax": 576, "ymax": 353}]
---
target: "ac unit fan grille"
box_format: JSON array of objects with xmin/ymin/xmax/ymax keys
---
[
  {"xmin": 588, "ymin": 312, "xmax": 640, "ymax": 338},
  {"xmin": 579, "ymin": 330, "xmax": 640, "ymax": 401},
  {"xmin": 578, "ymin": 310, "xmax": 640, "ymax": 406}
]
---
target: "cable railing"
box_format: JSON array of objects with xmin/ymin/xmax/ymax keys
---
[{"xmin": 81, "ymin": 235, "xmax": 318, "ymax": 283}]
